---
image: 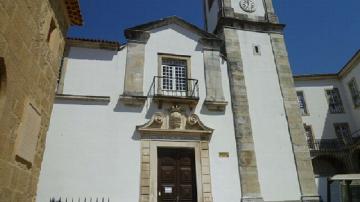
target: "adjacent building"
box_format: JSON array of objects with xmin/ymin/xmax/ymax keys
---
[
  {"xmin": 0, "ymin": 0, "xmax": 82, "ymax": 201},
  {"xmin": 294, "ymin": 50, "xmax": 360, "ymax": 202},
  {"xmin": 36, "ymin": 0, "xmax": 321, "ymax": 202}
]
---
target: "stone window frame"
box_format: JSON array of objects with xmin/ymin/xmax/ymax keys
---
[
  {"xmin": 139, "ymin": 140, "xmax": 212, "ymax": 202},
  {"xmin": 325, "ymin": 88, "xmax": 345, "ymax": 114},
  {"xmin": 296, "ymin": 91, "xmax": 309, "ymax": 116},
  {"xmin": 348, "ymin": 78, "xmax": 360, "ymax": 108},
  {"xmin": 0, "ymin": 57, "xmax": 6, "ymax": 119},
  {"xmin": 334, "ymin": 122, "xmax": 352, "ymax": 145},
  {"xmin": 157, "ymin": 53, "xmax": 192, "ymax": 94}
]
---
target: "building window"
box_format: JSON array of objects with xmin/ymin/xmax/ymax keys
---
[
  {"xmin": 253, "ymin": 44, "xmax": 261, "ymax": 55},
  {"xmin": 334, "ymin": 123, "xmax": 352, "ymax": 145},
  {"xmin": 161, "ymin": 57, "xmax": 188, "ymax": 96},
  {"xmin": 297, "ymin": 91, "xmax": 308, "ymax": 115},
  {"xmin": 304, "ymin": 124, "xmax": 315, "ymax": 149},
  {"xmin": 325, "ymin": 88, "xmax": 345, "ymax": 113},
  {"xmin": 348, "ymin": 78, "xmax": 360, "ymax": 108},
  {"xmin": 152, "ymin": 54, "xmax": 198, "ymax": 99}
]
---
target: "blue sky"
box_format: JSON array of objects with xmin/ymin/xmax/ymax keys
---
[{"xmin": 68, "ymin": 0, "xmax": 360, "ymax": 75}]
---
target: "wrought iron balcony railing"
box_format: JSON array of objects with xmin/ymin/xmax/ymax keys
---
[
  {"xmin": 149, "ymin": 76, "xmax": 199, "ymax": 99},
  {"xmin": 309, "ymin": 139, "xmax": 344, "ymax": 151},
  {"xmin": 309, "ymin": 129, "xmax": 360, "ymax": 152}
]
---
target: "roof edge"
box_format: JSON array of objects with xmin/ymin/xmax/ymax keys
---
[
  {"xmin": 64, "ymin": 0, "xmax": 83, "ymax": 26},
  {"xmin": 125, "ymin": 16, "xmax": 220, "ymax": 40},
  {"xmin": 66, "ymin": 37, "xmax": 121, "ymax": 50},
  {"xmin": 293, "ymin": 74, "xmax": 338, "ymax": 81},
  {"xmin": 294, "ymin": 49, "xmax": 360, "ymax": 82},
  {"xmin": 338, "ymin": 49, "xmax": 360, "ymax": 78}
]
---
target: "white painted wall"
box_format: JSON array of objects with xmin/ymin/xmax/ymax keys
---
[
  {"xmin": 341, "ymin": 61, "xmax": 360, "ymax": 131},
  {"xmin": 62, "ymin": 47, "xmax": 121, "ymax": 96},
  {"xmin": 295, "ymin": 79, "xmax": 356, "ymax": 140},
  {"xmin": 237, "ymin": 29, "xmax": 301, "ymax": 201},
  {"xmin": 232, "ymin": 0, "xmax": 266, "ymax": 18},
  {"xmin": 37, "ymin": 24, "xmax": 242, "ymax": 202}
]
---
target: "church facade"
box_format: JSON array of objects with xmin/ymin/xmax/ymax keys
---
[{"xmin": 35, "ymin": 0, "xmax": 358, "ymax": 201}]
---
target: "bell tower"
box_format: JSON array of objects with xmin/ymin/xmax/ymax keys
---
[{"xmin": 204, "ymin": 0, "xmax": 320, "ymax": 201}]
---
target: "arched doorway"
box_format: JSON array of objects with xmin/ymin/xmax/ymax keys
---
[{"xmin": 0, "ymin": 57, "xmax": 7, "ymax": 118}]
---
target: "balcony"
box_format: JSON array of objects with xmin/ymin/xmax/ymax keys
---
[
  {"xmin": 309, "ymin": 129, "xmax": 360, "ymax": 154},
  {"xmin": 149, "ymin": 76, "xmax": 199, "ymax": 108}
]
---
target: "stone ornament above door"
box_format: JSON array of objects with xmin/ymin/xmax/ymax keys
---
[{"xmin": 137, "ymin": 105, "xmax": 213, "ymax": 140}]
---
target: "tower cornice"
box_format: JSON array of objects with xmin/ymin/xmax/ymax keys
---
[{"xmin": 214, "ymin": 17, "xmax": 285, "ymax": 34}]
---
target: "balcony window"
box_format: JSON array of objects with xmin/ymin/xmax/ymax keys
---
[
  {"xmin": 325, "ymin": 88, "xmax": 345, "ymax": 113},
  {"xmin": 149, "ymin": 55, "xmax": 199, "ymax": 107},
  {"xmin": 162, "ymin": 58, "xmax": 188, "ymax": 96},
  {"xmin": 348, "ymin": 78, "xmax": 360, "ymax": 108},
  {"xmin": 297, "ymin": 91, "xmax": 308, "ymax": 116},
  {"xmin": 334, "ymin": 123, "xmax": 352, "ymax": 145}
]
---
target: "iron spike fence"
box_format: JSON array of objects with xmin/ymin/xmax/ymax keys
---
[{"xmin": 50, "ymin": 197, "xmax": 110, "ymax": 202}]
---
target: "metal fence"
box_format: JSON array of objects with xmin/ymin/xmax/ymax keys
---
[{"xmin": 50, "ymin": 197, "xmax": 110, "ymax": 202}]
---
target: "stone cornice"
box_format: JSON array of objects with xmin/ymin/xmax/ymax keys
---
[
  {"xmin": 216, "ymin": 17, "xmax": 285, "ymax": 34},
  {"xmin": 55, "ymin": 94, "xmax": 111, "ymax": 103},
  {"xmin": 294, "ymin": 74, "xmax": 339, "ymax": 81},
  {"xmin": 200, "ymin": 37, "xmax": 223, "ymax": 51},
  {"xmin": 124, "ymin": 30, "xmax": 150, "ymax": 44},
  {"xmin": 125, "ymin": 16, "xmax": 220, "ymax": 41}
]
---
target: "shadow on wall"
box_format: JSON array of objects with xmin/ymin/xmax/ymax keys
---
[
  {"xmin": 68, "ymin": 47, "xmax": 118, "ymax": 61},
  {"xmin": 0, "ymin": 57, "xmax": 7, "ymax": 118},
  {"xmin": 113, "ymin": 99, "xmax": 145, "ymax": 113},
  {"xmin": 199, "ymin": 102, "xmax": 225, "ymax": 116},
  {"xmin": 55, "ymin": 99, "xmax": 110, "ymax": 106}
]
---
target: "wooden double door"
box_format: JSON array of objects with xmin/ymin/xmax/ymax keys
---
[{"xmin": 158, "ymin": 148, "xmax": 197, "ymax": 202}]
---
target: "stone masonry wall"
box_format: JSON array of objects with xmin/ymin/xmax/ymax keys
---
[
  {"xmin": 270, "ymin": 33, "xmax": 319, "ymax": 201},
  {"xmin": 0, "ymin": 0, "xmax": 70, "ymax": 201},
  {"xmin": 223, "ymin": 28, "xmax": 263, "ymax": 201}
]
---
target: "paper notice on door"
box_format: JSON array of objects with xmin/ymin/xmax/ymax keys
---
[{"xmin": 164, "ymin": 187, "xmax": 173, "ymax": 193}]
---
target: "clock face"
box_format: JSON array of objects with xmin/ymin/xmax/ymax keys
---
[{"xmin": 240, "ymin": 0, "xmax": 256, "ymax": 13}]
